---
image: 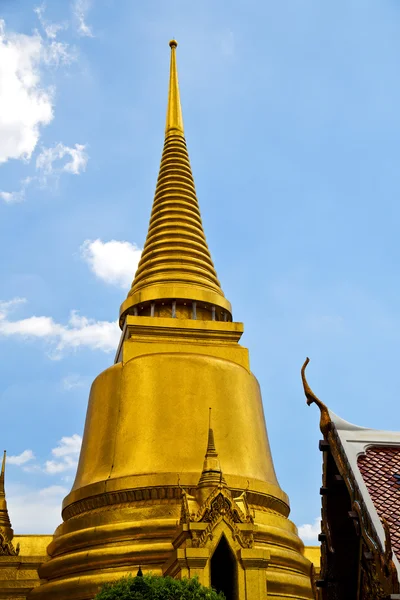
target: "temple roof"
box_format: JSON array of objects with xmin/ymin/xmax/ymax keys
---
[
  {"xmin": 301, "ymin": 358, "xmax": 400, "ymax": 583},
  {"xmin": 329, "ymin": 409, "xmax": 400, "ymax": 568},
  {"xmin": 358, "ymin": 445, "xmax": 400, "ymax": 562},
  {"xmin": 120, "ymin": 41, "xmax": 231, "ymax": 325}
]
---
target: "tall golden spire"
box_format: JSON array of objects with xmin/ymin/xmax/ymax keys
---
[
  {"xmin": 31, "ymin": 41, "xmax": 315, "ymax": 600},
  {"xmin": 120, "ymin": 40, "xmax": 231, "ymax": 326},
  {"xmin": 0, "ymin": 451, "xmax": 13, "ymax": 540}
]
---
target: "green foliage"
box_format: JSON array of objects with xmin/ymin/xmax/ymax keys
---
[{"xmin": 94, "ymin": 574, "xmax": 225, "ymax": 600}]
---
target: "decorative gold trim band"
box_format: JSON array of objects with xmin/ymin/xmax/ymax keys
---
[{"xmin": 62, "ymin": 486, "xmax": 289, "ymax": 522}]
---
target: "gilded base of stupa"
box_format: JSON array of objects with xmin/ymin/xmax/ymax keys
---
[
  {"xmin": 29, "ymin": 317, "xmax": 314, "ymax": 600},
  {"xmin": 30, "ymin": 492, "xmax": 313, "ymax": 600}
]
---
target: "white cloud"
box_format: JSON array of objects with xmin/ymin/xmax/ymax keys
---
[
  {"xmin": 36, "ymin": 142, "xmax": 88, "ymax": 179},
  {"xmin": 39, "ymin": 485, "xmax": 68, "ymax": 497},
  {"xmin": 2, "ymin": 140, "xmax": 88, "ymax": 201},
  {"xmin": 8, "ymin": 482, "xmax": 67, "ymax": 533},
  {"xmin": 80, "ymin": 239, "xmax": 142, "ymax": 289},
  {"xmin": 2, "ymin": 142, "xmax": 88, "ymax": 202},
  {"xmin": 0, "ymin": 7, "xmax": 77, "ymax": 166},
  {"xmin": 0, "ymin": 20, "xmax": 53, "ymax": 164},
  {"xmin": 45, "ymin": 457, "xmax": 76, "ymax": 474},
  {"xmin": 5, "ymin": 434, "xmax": 84, "ymax": 531},
  {"xmin": 44, "ymin": 434, "xmax": 82, "ymax": 474},
  {"xmin": 0, "ymin": 297, "xmax": 26, "ymax": 317},
  {"xmin": 52, "ymin": 434, "xmax": 81, "ymax": 457},
  {"xmin": 298, "ymin": 517, "xmax": 320, "ymax": 543},
  {"xmin": 0, "ymin": 298, "xmax": 119, "ymax": 357},
  {"xmin": 34, "ymin": 4, "xmax": 66, "ymax": 41},
  {"xmin": 42, "ymin": 39, "xmax": 76, "ymax": 68},
  {"xmin": 0, "ymin": 8, "xmax": 80, "ymax": 204},
  {"xmin": 34, "ymin": 4, "xmax": 75, "ymax": 67},
  {"xmin": 62, "ymin": 373, "xmax": 90, "ymax": 390},
  {"xmin": 7, "ymin": 449, "xmax": 35, "ymax": 466},
  {"xmin": 0, "ymin": 177, "xmax": 33, "ymax": 204},
  {"xmin": 73, "ymin": 0, "xmax": 94, "ymax": 38},
  {"xmin": 0, "ymin": 190, "xmax": 24, "ymax": 203}
]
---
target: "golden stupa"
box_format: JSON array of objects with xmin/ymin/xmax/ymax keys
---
[{"xmin": 26, "ymin": 41, "xmax": 314, "ymax": 600}]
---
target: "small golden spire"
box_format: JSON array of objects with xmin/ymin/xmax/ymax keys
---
[
  {"xmin": 205, "ymin": 408, "xmax": 218, "ymax": 457},
  {"xmin": 0, "ymin": 451, "xmax": 5, "ymax": 495},
  {"xmin": 198, "ymin": 410, "xmax": 226, "ymax": 491},
  {"xmin": 0, "ymin": 450, "xmax": 14, "ymax": 542},
  {"xmin": 166, "ymin": 40, "xmax": 184, "ymax": 135}
]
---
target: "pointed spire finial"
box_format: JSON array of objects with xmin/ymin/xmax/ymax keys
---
[
  {"xmin": 0, "ymin": 451, "xmax": 6, "ymax": 495},
  {"xmin": 166, "ymin": 39, "xmax": 184, "ymax": 135}
]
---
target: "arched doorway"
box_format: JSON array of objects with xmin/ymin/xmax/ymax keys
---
[{"xmin": 210, "ymin": 535, "xmax": 238, "ymax": 600}]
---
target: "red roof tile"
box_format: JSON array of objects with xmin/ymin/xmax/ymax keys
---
[{"xmin": 358, "ymin": 446, "xmax": 400, "ymax": 561}]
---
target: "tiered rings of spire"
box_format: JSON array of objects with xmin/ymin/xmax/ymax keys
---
[{"xmin": 120, "ymin": 41, "xmax": 231, "ymax": 326}]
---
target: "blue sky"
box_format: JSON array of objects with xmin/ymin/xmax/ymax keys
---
[{"xmin": 1, "ymin": 0, "xmax": 400, "ymax": 542}]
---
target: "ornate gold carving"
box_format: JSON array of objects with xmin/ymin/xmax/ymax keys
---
[
  {"xmin": 380, "ymin": 517, "xmax": 399, "ymax": 590},
  {"xmin": 320, "ymin": 500, "xmax": 334, "ymax": 554},
  {"xmin": 198, "ymin": 489, "xmax": 244, "ymax": 524},
  {"xmin": 0, "ymin": 531, "xmax": 19, "ymax": 556},
  {"xmin": 179, "ymin": 490, "xmax": 194, "ymax": 525},
  {"xmin": 191, "ymin": 522, "xmax": 253, "ymax": 550},
  {"xmin": 360, "ymin": 552, "xmax": 387, "ymax": 600},
  {"xmin": 179, "ymin": 485, "xmax": 254, "ymax": 550},
  {"xmin": 242, "ymin": 490, "xmax": 289, "ymax": 517},
  {"xmin": 359, "ymin": 522, "xmax": 399, "ymax": 600},
  {"xmin": 301, "ymin": 357, "xmax": 332, "ymax": 436}
]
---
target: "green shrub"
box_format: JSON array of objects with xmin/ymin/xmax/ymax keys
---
[{"xmin": 94, "ymin": 573, "xmax": 225, "ymax": 600}]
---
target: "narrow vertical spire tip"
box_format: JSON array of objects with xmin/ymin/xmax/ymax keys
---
[
  {"xmin": 0, "ymin": 451, "xmax": 5, "ymax": 493},
  {"xmin": 166, "ymin": 39, "xmax": 184, "ymax": 134}
]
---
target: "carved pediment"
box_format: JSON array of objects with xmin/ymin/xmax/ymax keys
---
[
  {"xmin": 179, "ymin": 486, "xmax": 254, "ymax": 549},
  {"xmin": 198, "ymin": 489, "xmax": 245, "ymax": 524}
]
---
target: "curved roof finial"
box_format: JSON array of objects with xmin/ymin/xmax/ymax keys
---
[{"xmin": 301, "ymin": 358, "xmax": 332, "ymax": 436}]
